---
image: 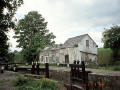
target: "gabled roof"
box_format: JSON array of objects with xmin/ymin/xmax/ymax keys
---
[
  {"xmin": 64, "ymin": 34, "xmax": 88, "ymax": 47},
  {"xmin": 41, "ymin": 34, "xmax": 97, "ymax": 52}
]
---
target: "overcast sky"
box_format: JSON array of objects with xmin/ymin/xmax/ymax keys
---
[{"xmin": 8, "ymin": 0, "xmax": 120, "ymax": 51}]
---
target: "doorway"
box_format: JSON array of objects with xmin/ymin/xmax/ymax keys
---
[{"xmin": 65, "ymin": 55, "xmax": 69, "ymax": 63}]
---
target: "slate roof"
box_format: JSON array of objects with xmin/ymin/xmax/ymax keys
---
[
  {"xmin": 42, "ymin": 34, "xmax": 97, "ymax": 51},
  {"xmin": 64, "ymin": 34, "xmax": 88, "ymax": 47}
]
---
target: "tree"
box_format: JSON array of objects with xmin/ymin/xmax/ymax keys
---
[
  {"xmin": 14, "ymin": 11, "xmax": 55, "ymax": 63},
  {"xmin": 102, "ymin": 25, "xmax": 120, "ymax": 61},
  {"xmin": 0, "ymin": 0, "xmax": 23, "ymax": 63},
  {"xmin": 102, "ymin": 25, "xmax": 120, "ymax": 48}
]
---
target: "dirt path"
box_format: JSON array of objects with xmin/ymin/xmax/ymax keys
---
[{"xmin": 0, "ymin": 71, "xmax": 17, "ymax": 90}]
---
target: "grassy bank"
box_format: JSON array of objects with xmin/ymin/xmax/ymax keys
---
[{"xmin": 13, "ymin": 76, "xmax": 59, "ymax": 90}]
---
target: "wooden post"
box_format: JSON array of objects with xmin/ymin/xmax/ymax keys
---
[
  {"xmin": 5, "ymin": 64, "xmax": 8, "ymax": 70},
  {"xmin": 1, "ymin": 66, "xmax": 4, "ymax": 73},
  {"xmin": 77, "ymin": 61, "xmax": 80, "ymax": 64},
  {"xmin": 70, "ymin": 65, "xmax": 73, "ymax": 90},
  {"xmin": 45, "ymin": 63, "xmax": 49, "ymax": 78},
  {"xmin": 81, "ymin": 61, "xmax": 85, "ymax": 83},
  {"xmin": 31, "ymin": 63, "xmax": 35, "ymax": 74},
  {"xmin": 13, "ymin": 64, "xmax": 17, "ymax": 72},
  {"xmin": 36, "ymin": 63, "xmax": 40, "ymax": 75},
  {"xmin": 74, "ymin": 60, "xmax": 76, "ymax": 64}
]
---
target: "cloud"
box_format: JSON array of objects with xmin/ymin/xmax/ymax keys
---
[
  {"xmin": 7, "ymin": 30, "xmax": 22, "ymax": 52},
  {"xmin": 8, "ymin": 0, "xmax": 120, "ymax": 51}
]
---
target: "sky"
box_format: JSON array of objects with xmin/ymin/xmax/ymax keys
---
[{"xmin": 8, "ymin": 0, "xmax": 120, "ymax": 52}]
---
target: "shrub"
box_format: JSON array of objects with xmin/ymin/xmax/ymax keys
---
[
  {"xmin": 14, "ymin": 77, "xmax": 59, "ymax": 90},
  {"xmin": 113, "ymin": 61, "xmax": 120, "ymax": 66},
  {"xmin": 40, "ymin": 78, "xmax": 59, "ymax": 89},
  {"xmin": 13, "ymin": 77, "xmax": 33, "ymax": 86},
  {"xmin": 14, "ymin": 52, "xmax": 24, "ymax": 63},
  {"xmin": 113, "ymin": 66, "xmax": 120, "ymax": 71},
  {"xmin": 98, "ymin": 48, "xmax": 113, "ymax": 66}
]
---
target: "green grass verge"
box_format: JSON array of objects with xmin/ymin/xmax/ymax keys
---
[
  {"xmin": 13, "ymin": 77, "xmax": 59, "ymax": 90},
  {"xmin": 86, "ymin": 65, "xmax": 120, "ymax": 71}
]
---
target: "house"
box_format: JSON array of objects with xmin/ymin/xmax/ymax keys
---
[{"xmin": 39, "ymin": 34, "xmax": 98, "ymax": 65}]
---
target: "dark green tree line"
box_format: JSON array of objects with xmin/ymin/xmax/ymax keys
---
[
  {"xmin": 0, "ymin": 0, "xmax": 23, "ymax": 63},
  {"xmin": 102, "ymin": 25, "xmax": 120, "ymax": 62}
]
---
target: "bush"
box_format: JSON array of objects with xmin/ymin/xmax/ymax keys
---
[
  {"xmin": 98, "ymin": 48, "xmax": 113, "ymax": 66},
  {"xmin": 13, "ymin": 77, "xmax": 30, "ymax": 86},
  {"xmin": 14, "ymin": 77, "xmax": 59, "ymax": 90},
  {"xmin": 113, "ymin": 61, "xmax": 120, "ymax": 66},
  {"xmin": 113, "ymin": 66, "xmax": 120, "ymax": 71},
  {"xmin": 14, "ymin": 52, "xmax": 24, "ymax": 63},
  {"xmin": 40, "ymin": 78, "xmax": 59, "ymax": 89},
  {"xmin": 86, "ymin": 64, "xmax": 98, "ymax": 69}
]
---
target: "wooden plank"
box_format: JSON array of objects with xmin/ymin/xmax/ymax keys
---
[{"xmin": 70, "ymin": 64, "xmax": 83, "ymax": 68}]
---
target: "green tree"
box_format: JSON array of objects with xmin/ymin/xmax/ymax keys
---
[
  {"xmin": 14, "ymin": 11, "xmax": 55, "ymax": 63},
  {"xmin": 0, "ymin": 0, "xmax": 23, "ymax": 63},
  {"xmin": 102, "ymin": 25, "xmax": 120, "ymax": 61},
  {"xmin": 102, "ymin": 25, "xmax": 120, "ymax": 48}
]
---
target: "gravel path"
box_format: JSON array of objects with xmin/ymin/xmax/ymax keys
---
[{"xmin": 0, "ymin": 71, "xmax": 17, "ymax": 90}]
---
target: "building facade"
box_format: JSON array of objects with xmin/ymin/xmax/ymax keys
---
[{"xmin": 39, "ymin": 34, "xmax": 98, "ymax": 64}]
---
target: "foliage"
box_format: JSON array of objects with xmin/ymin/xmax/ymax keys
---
[
  {"xmin": 113, "ymin": 61, "xmax": 120, "ymax": 66},
  {"xmin": 0, "ymin": 0, "xmax": 23, "ymax": 63},
  {"xmin": 98, "ymin": 48, "xmax": 113, "ymax": 66},
  {"xmin": 102, "ymin": 25, "xmax": 120, "ymax": 61},
  {"xmin": 113, "ymin": 66, "xmax": 120, "ymax": 71},
  {"xmin": 13, "ymin": 77, "xmax": 29, "ymax": 86},
  {"xmin": 14, "ymin": 77, "xmax": 59, "ymax": 90},
  {"xmin": 7, "ymin": 52, "xmax": 15, "ymax": 62},
  {"xmin": 14, "ymin": 11, "xmax": 56, "ymax": 63},
  {"xmin": 86, "ymin": 64, "xmax": 98, "ymax": 69},
  {"xmin": 14, "ymin": 52, "xmax": 24, "ymax": 63},
  {"xmin": 102, "ymin": 25, "xmax": 120, "ymax": 49}
]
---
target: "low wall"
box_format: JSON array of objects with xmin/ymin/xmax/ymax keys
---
[
  {"xmin": 49, "ymin": 70, "xmax": 70, "ymax": 84},
  {"xmin": 49, "ymin": 69, "xmax": 120, "ymax": 90}
]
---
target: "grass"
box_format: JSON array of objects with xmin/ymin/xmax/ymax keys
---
[
  {"xmin": 13, "ymin": 76, "xmax": 59, "ymax": 90},
  {"xmin": 98, "ymin": 48, "xmax": 113, "ymax": 66},
  {"xmin": 8, "ymin": 72, "xmax": 23, "ymax": 77},
  {"xmin": 86, "ymin": 64, "xmax": 120, "ymax": 71},
  {"xmin": 0, "ymin": 87, "xmax": 5, "ymax": 90}
]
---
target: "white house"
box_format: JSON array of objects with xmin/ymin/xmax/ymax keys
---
[{"xmin": 39, "ymin": 34, "xmax": 98, "ymax": 64}]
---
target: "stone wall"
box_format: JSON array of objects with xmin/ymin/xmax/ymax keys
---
[
  {"xmin": 49, "ymin": 70, "xmax": 120, "ymax": 90},
  {"xmin": 88, "ymin": 73, "xmax": 120, "ymax": 90},
  {"xmin": 49, "ymin": 70, "xmax": 70, "ymax": 84}
]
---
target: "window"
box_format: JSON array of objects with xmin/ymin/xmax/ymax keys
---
[
  {"xmin": 86, "ymin": 40, "xmax": 89, "ymax": 47},
  {"xmin": 52, "ymin": 55, "xmax": 55, "ymax": 62}
]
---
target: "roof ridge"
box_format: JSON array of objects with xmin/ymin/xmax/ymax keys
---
[{"xmin": 67, "ymin": 34, "xmax": 88, "ymax": 39}]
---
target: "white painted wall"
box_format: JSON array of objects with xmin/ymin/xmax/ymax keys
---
[
  {"xmin": 78, "ymin": 35, "xmax": 97, "ymax": 54},
  {"xmin": 39, "ymin": 34, "xmax": 98, "ymax": 64}
]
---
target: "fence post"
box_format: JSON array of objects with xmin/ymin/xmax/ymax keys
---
[
  {"xmin": 81, "ymin": 61, "xmax": 85, "ymax": 83},
  {"xmin": 5, "ymin": 64, "xmax": 8, "ymax": 70},
  {"xmin": 45, "ymin": 63, "xmax": 49, "ymax": 78},
  {"xmin": 13, "ymin": 64, "xmax": 17, "ymax": 72},
  {"xmin": 31, "ymin": 63, "xmax": 35, "ymax": 74},
  {"xmin": 1, "ymin": 66, "xmax": 4, "ymax": 73},
  {"xmin": 36, "ymin": 63, "xmax": 40, "ymax": 75},
  {"xmin": 74, "ymin": 60, "xmax": 77, "ymax": 64}
]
